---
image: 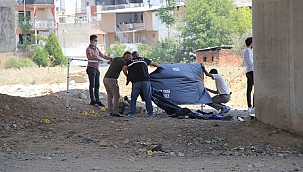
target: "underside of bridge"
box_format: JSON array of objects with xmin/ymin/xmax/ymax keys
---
[{"xmin": 253, "ymin": 0, "xmax": 303, "ymax": 136}]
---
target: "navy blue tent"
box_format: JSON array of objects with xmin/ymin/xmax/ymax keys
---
[{"xmin": 150, "ymin": 63, "xmax": 212, "ymax": 105}]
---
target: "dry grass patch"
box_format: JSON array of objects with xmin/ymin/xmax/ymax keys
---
[{"xmin": 0, "ymin": 64, "xmax": 249, "ymax": 108}]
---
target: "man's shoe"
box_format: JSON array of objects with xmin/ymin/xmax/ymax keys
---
[
  {"xmin": 148, "ymin": 114, "xmax": 155, "ymax": 117},
  {"xmin": 128, "ymin": 114, "xmax": 135, "ymax": 118},
  {"xmin": 222, "ymin": 106, "xmax": 231, "ymax": 114},
  {"xmin": 96, "ymin": 101, "xmax": 105, "ymax": 107},
  {"xmin": 90, "ymin": 101, "xmax": 98, "ymax": 106},
  {"xmin": 110, "ymin": 113, "xmax": 124, "ymax": 117}
]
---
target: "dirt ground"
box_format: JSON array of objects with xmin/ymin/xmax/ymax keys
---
[
  {"xmin": 0, "ymin": 53, "xmax": 302, "ymax": 171},
  {"xmin": 0, "ymin": 88, "xmax": 303, "ymax": 172}
]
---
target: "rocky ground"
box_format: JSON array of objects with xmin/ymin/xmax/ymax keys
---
[{"xmin": 0, "ymin": 84, "xmax": 303, "ymax": 172}]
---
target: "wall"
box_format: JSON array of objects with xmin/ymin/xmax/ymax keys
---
[
  {"xmin": 138, "ymin": 30, "xmax": 158, "ymax": 45},
  {"xmin": 218, "ymin": 50, "xmax": 242, "ymax": 66},
  {"xmin": 144, "ymin": 11, "xmax": 153, "ymax": 31},
  {"xmin": 0, "ymin": 0, "xmax": 16, "ymax": 52},
  {"xmin": 253, "ymin": 0, "xmax": 303, "ymax": 136},
  {"xmin": 57, "ymin": 22, "xmax": 104, "ymax": 58},
  {"xmin": 196, "ymin": 50, "xmax": 219, "ymax": 64},
  {"xmin": 101, "ymin": 13, "xmax": 115, "ymax": 33},
  {"xmin": 196, "ymin": 49, "xmax": 242, "ymax": 66}
]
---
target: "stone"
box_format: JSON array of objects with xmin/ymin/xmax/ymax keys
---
[
  {"xmin": 92, "ymin": 166, "xmax": 103, "ymax": 170},
  {"xmin": 178, "ymin": 152, "xmax": 185, "ymax": 157},
  {"xmin": 69, "ymin": 80, "xmax": 76, "ymax": 85},
  {"xmin": 99, "ymin": 140, "xmax": 109, "ymax": 147},
  {"xmin": 124, "ymin": 138, "xmax": 130, "ymax": 144},
  {"xmin": 77, "ymin": 92, "xmax": 87, "ymax": 99},
  {"xmin": 81, "ymin": 138, "xmax": 93, "ymax": 143},
  {"xmin": 4, "ymin": 105, "xmax": 9, "ymax": 110},
  {"xmin": 170, "ymin": 152, "xmax": 176, "ymax": 156}
]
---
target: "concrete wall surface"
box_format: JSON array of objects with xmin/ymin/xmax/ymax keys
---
[
  {"xmin": 0, "ymin": 0, "xmax": 16, "ymax": 53},
  {"xmin": 253, "ymin": 0, "xmax": 303, "ymax": 136},
  {"xmin": 57, "ymin": 22, "xmax": 102, "ymax": 57}
]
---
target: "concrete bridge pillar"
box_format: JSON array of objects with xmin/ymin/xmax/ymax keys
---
[{"xmin": 253, "ymin": 0, "xmax": 303, "ymax": 135}]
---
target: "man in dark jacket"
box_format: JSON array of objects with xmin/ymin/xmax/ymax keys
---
[{"xmin": 122, "ymin": 53, "xmax": 162, "ymax": 118}]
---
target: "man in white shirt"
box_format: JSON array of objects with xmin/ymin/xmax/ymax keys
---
[
  {"xmin": 242, "ymin": 37, "xmax": 254, "ymax": 112},
  {"xmin": 202, "ymin": 66, "xmax": 231, "ymax": 114}
]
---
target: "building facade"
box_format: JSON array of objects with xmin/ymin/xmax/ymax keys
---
[{"xmin": 14, "ymin": 0, "xmax": 57, "ymax": 50}]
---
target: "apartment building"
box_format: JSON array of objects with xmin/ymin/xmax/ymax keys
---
[{"xmin": 15, "ymin": 0, "xmax": 57, "ymax": 49}]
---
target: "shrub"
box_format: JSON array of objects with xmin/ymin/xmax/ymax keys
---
[
  {"xmin": 45, "ymin": 31, "xmax": 67, "ymax": 66},
  {"xmin": 5, "ymin": 57, "xmax": 37, "ymax": 69},
  {"xmin": 105, "ymin": 41, "xmax": 131, "ymax": 57},
  {"xmin": 32, "ymin": 47, "xmax": 49, "ymax": 67}
]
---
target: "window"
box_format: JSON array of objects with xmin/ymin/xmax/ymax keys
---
[
  {"xmin": 18, "ymin": 11, "xmax": 31, "ymax": 22},
  {"xmin": 86, "ymin": 2, "xmax": 89, "ymax": 6},
  {"xmin": 212, "ymin": 56, "xmax": 214, "ymax": 61},
  {"xmin": 152, "ymin": 34, "xmax": 155, "ymax": 38},
  {"xmin": 203, "ymin": 57, "xmax": 207, "ymax": 62},
  {"xmin": 141, "ymin": 34, "xmax": 147, "ymax": 42}
]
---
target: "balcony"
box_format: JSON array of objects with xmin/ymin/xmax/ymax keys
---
[
  {"xmin": 19, "ymin": 20, "xmax": 55, "ymax": 29},
  {"xmin": 118, "ymin": 23, "xmax": 145, "ymax": 32},
  {"xmin": 25, "ymin": 0, "xmax": 54, "ymax": 4},
  {"xmin": 31, "ymin": 21, "xmax": 55, "ymax": 29}
]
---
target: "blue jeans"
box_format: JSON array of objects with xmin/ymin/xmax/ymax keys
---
[
  {"xmin": 86, "ymin": 66, "xmax": 100, "ymax": 102},
  {"xmin": 130, "ymin": 81, "xmax": 153, "ymax": 115}
]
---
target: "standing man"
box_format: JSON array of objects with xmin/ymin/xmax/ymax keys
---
[
  {"xmin": 122, "ymin": 54, "xmax": 162, "ymax": 118},
  {"xmin": 103, "ymin": 51, "xmax": 132, "ymax": 117},
  {"xmin": 242, "ymin": 37, "xmax": 254, "ymax": 112},
  {"xmin": 202, "ymin": 66, "xmax": 231, "ymax": 114},
  {"xmin": 86, "ymin": 34, "xmax": 112, "ymax": 106}
]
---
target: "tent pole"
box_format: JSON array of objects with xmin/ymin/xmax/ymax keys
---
[
  {"xmin": 66, "ymin": 58, "xmax": 72, "ymax": 108},
  {"xmin": 66, "ymin": 58, "xmax": 99, "ymax": 108}
]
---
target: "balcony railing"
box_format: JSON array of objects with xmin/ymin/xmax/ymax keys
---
[
  {"xmin": 101, "ymin": 4, "xmax": 131, "ymax": 11},
  {"xmin": 118, "ymin": 23, "xmax": 145, "ymax": 31},
  {"xmin": 25, "ymin": 0, "xmax": 54, "ymax": 4},
  {"xmin": 19, "ymin": 21, "xmax": 56, "ymax": 29},
  {"xmin": 29, "ymin": 21, "xmax": 55, "ymax": 29}
]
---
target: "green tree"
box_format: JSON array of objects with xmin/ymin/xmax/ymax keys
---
[
  {"xmin": 105, "ymin": 41, "xmax": 132, "ymax": 57},
  {"xmin": 181, "ymin": 0, "xmax": 236, "ymax": 51},
  {"xmin": 137, "ymin": 44, "xmax": 152, "ymax": 58},
  {"xmin": 45, "ymin": 31, "xmax": 67, "ymax": 66},
  {"xmin": 149, "ymin": 39, "xmax": 180, "ymax": 63},
  {"xmin": 232, "ymin": 7, "xmax": 252, "ymax": 35},
  {"xmin": 32, "ymin": 47, "xmax": 49, "ymax": 67}
]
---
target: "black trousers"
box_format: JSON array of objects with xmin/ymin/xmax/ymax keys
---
[{"xmin": 246, "ymin": 71, "xmax": 254, "ymax": 107}]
